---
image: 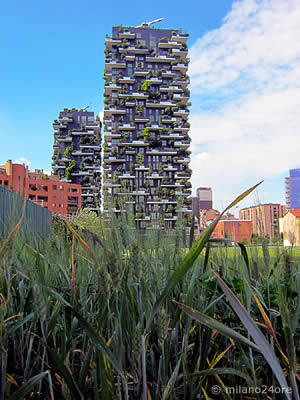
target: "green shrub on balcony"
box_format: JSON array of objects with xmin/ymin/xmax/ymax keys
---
[
  {"xmin": 64, "ymin": 146, "xmax": 73, "ymax": 159},
  {"xmin": 135, "ymin": 152, "xmax": 143, "ymax": 166},
  {"xmin": 65, "ymin": 160, "xmax": 76, "ymax": 180},
  {"xmin": 142, "ymin": 128, "xmax": 150, "ymax": 141},
  {"xmin": 142, "ymin": 80, "xmax": 151, "ymax": 92}
]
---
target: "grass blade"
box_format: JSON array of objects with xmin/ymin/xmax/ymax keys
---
[
  {"xmin": 47, "ymin": 348, "xmax": 83, "ymax": 400},
  {"xmin": 145, "ymin": 181, "xmax": 262, "ymax": 332},
  {"xmin": 174, "ymin": 301, "xmax": 259, "ymax": 352},
  {"xmin": 161, "ymin": 359, "xmax": 181, "ymax": 400},
  {"xmin": 213, "ymin": 271, "xmax": 291, "ymax": 399},
  {"xmin": 66, "ymin": 306, "xmax": 125, "ymax": 378},
  {"xmin": 10, "ymin": 372, "xmax": 48, "ymax": 400}
]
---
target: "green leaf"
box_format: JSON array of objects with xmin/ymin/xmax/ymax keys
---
[
  {"xmin": 161, "ymin": 360, "xmax": 181, "ymax": 400},
  {"xmin": 174, "ymin": 301, "xmax": 259, "ymax": 352},
  {"xmin": 66, "ymin": 306, "xmax": 125, "ymax": 378},
  {"xmin": 237, "ymin": 242, "xmax": 250, "ymax": 279},
  {"xmin": 193, "ymin": 367, "xmax": 255, "ymax": 386},
  {"xmin": 7, "ymin": 312, "xmax": 34, "ymax": 335},
  {"xmin": 213, "ymin": 272, "xmax": 291, "ymax": 400},
  {"xmin": 47, "ymin": 348, "xmax": 83, "ymax": 400},
  {"xmin": 145, "ymin": 181, "xmax": 262, "ymax": 332},
  {"xmin": 10, "ymin": 372, "xmax": 48, "ymax": 400}
]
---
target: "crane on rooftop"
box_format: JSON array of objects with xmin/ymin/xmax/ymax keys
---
[{"xmin": 136, "ymin": 18, "xmax": 164, "ymax": 28}]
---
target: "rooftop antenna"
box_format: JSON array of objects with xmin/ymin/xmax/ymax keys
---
[
  {"xmin": 136, "ymin": 18, "xmax": 164, "ymax": 28},
  {"xmin": 81, "ymin": 104, "xmax": 91, "ymax": 111}
]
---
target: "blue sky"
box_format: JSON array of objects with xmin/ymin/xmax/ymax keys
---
[{"xmin": 1, "ymin": 0, "xmax": 299, "ymax": 211}]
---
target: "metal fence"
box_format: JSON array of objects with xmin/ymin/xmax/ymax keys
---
[{"xmin": 0, "ymin": 186, "xmax": 51, "ymax": 239}]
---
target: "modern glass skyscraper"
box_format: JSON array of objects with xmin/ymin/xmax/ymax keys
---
[
  {"xmin": 285, "ymin": 168, "xmax": 300, "ymax": 209},
  {"xmin": 103, "ymin": 24, "xmax": 192, "ymax": 229}
]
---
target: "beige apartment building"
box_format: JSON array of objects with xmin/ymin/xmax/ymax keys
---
[{"xmin": 239, "ymin": 204, "xmax": 286, "ymax": 239}]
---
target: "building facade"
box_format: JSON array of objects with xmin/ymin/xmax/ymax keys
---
[
  {"xmin": 239, "ymin": 204, "xmax": 286, "ymax": 239},
  {"xmin": 103, "ymin": 25, "xmax": 192, "ymax": 228},
  {"xmin": 211, "ymin": 219, "xmax": 252, "ymax": 244},
  {"xmin": 279, "ymin": 209, "xmax": 300, "ymax": 246},
  {"xmin": 52, "ymin": 108, "xmax": 101, "ymax": 212},
  {"xmin": 285, "ymin": 168, "xmax": 300, "ymax": 209},
  {"xmin": 0, "ymin": 160, "xmax": 81, "ymax": 216}
]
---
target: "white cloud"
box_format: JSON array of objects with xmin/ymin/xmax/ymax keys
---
[
  {"xmin": 13, "ymin": 157, "xmax": 31, "ymax": 167},
  {"xmin": 189, "ymin": 0, "xmax": 300, "ymax": 209},
  {"xmin": 98, "ymin": 109, "xmax": 104, "ymax": 123}
]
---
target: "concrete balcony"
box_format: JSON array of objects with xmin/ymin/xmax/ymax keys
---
[
  {"xmin": 173, "ymin": 126, "xmax": 190, "ymax": 133},
  {"xmin": 172, "ymin": 64, "xmax": 188, "ymax": 73},
  {"xmin": 125, "ymin": 55, "xmax": 135, "ymax": 61},
  {"xmin": 133, "ymin": 70, "xmax": 148, "ymax": 77},
  {"xmin": 146, "ymin": 174, "xmax": 163, "ymax": 179},
  {"xmin": 135, "ymin": 117, "xmax": 149, "ymax": 123},
  {"xmin": 132, "ymin": 190, "xmax": 149, "ymax": 195},
  {"xmin": 176, "ymin": 208, "xmax": 192, "ymax": 213},
  {"xmin": 105, "ymin": 38, "xmax": 122, "ymax": 49},
  {"xmin": 175, "ymin": 79, "xmax": 189, "ymax": 88},
  {"xmin": 119, "ymin": 77, "xmax": 135, "ymax": 84},
  {"xmin": 72, "ymin": 151, "xmax": 94, "ymax": 156},
  {"xmin": 105, "ymin": 83, "xmax": 122, "ymax": 93},
  {"xmin": 104, "ymin": 157, "xmax": 126, "ymax": 163},
  {"xmin": 174, "ymin": 141, "xmax": 190, "ymax": 149},
  {"xmin": 172, "ymin": 48, "xmax": 188, "ymax": 57},
  {"xmin": 158, "ymin": 41, "xmax": 182, "ymax": 49},
  {"xmin": 119, "ymin": 124, "xmax": 135, "ymax": 130},
  {"xmin": 174, "ymin": 109, "xmax": 189, "ymax": 117},
  {"xmin": 147, "ymin": 199, "xmax": 177, "ymax": 204},
  {"xmin": 119, "ymin": 32, "xmax": 136, "ymax": 39},
  {"xmin": 147, "ymin": 78, "xmax": 163, "ymax": 85},
  {"xmin": 161, "ymin": 71, "xmax": 176, "ymax": 78},
  {"xmin": 79, "ymin": 145, "xmax": 100, "ymax": 150},
  {"xmin": 131, "ymin": 92, "xmax": 149, "ymax": 99},
  {"xmin": 104, "ymin": 108, "xmax": 126, "ymax": 116},
  {"xmin": 171, "ymin": 34, "xmax": 188, "ymax": 43},
  {"xmin": 71, "ymin": 171, "xmax": 93, "ymax": 176},
  {"xmin": 57, "ymin": 137, "xmax": 72, "ymax": 142},
  {"xmin": 146, "ymin": 55, "xmax": 175, "ymax": 63},
  {"xmin": 146, "ymin": 149, "xmax": 177, "ymax": 155},
  {"xmin": 52, "ymin": 165, "xmax": 66, "ymax": 170},
  {"xmin": 135, "ymin": 166, "xmax": 149, "ymax": 171},
  {"xmin": 122, "ymin": 140, "xmax": 148, "ymax": 146},
  {"xmin": 164, "ymin": 165, "xmax": 178, "ymax": 171},
  {"xmin": 105, "ymin": 61, "xmax": 126, "ymax": 71},
  {"xmin": 160, "ymin": 133, "xmax": 184, "ymax": 139},
  {"xmin": 164, "ymin": 216, "xmax": 178, "ymax": 221},
  {"xmin": 176, "ymin": 157, "xmax": 190, "ymax": 164},
  {"xmin": 125, "ymin": 46, "xmax": 149, "ymax": 54},
  {"xmin": 146, "ymin": 101, "xmax": 176, "ymax": 108},
  {"xmin": 160, "ymin": 85, "xmax": 183, "ymax": 93},
  {"xmin": 125, "ymin": 101, "xmax": 135, "ymax": 107},
  {"xmin": 173, "ymin": 94, "xmax": 189, "ymax": 103},
  {"xmin": 119, "ymin": 174, "xmax": 135, "ymax": 179},
  {"xmin": 59, "ymin": 117, "xmax": 73, "ymax": 123}
]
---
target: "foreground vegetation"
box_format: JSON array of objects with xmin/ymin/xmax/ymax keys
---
[{"xmin": 0, "ymin": 184, "xmax": 299, "ymax": 399}]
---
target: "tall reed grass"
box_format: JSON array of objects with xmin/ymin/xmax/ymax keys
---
[{"xmin": 0, "ymin": 183, "xmax": 299, "ymax": 399}]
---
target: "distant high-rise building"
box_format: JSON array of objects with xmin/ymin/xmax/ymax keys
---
[
  {"xmin": 285, "ymin": 168, "xmax": 300, "ymax": 209},
  {"xmin": 51, "ymin": 108, "xmax": 102, "ymax": 212},
  {"xmin": 239, "ymin": 204, "xmax": 286, "ymax": 239},
  {"xmin": 196, "ymin": 187, "xmax": 213, "ymax": 210},
  {"xmin": 102, "ymin": 24, "xmax": 192, "ymax": 228},
  {"xmin": 192, "ymin": 187, "xmax": 213, "ymax": 229}
]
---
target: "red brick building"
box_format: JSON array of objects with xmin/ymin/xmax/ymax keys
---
[
  {"xmin": 211, "ymin": 219, "xmax": 252, "ymax": 244},
  {"xmin": 0, "ymin": 160, "xmax": 81, "ymax": 217}
]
